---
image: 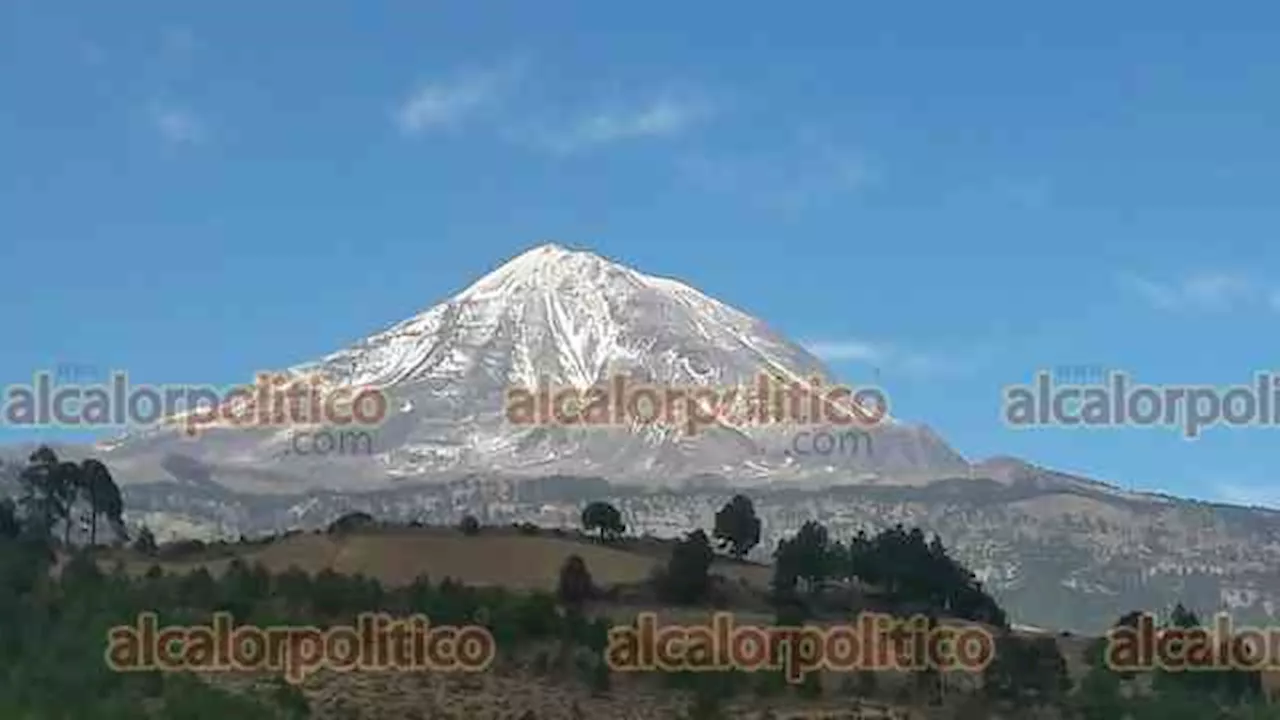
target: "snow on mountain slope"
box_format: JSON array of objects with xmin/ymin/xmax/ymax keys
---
[
  {"xmin": 291, "ymin": 244, "xmax": 832, "ymax": 393},
  {"xmin": 98, "ymin": 243, "xmax": 970, "ymax": 492}
]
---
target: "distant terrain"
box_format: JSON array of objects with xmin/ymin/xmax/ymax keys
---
[
  {"xmin": 18, "ymin": 461, "xmax": 1276, "ymax": 635},
  {"xmin": 9, "ymin": 244, "xmax": 1280, "ymax": 638}
]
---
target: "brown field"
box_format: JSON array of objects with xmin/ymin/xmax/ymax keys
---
[{"xmin": 96, "ymin": 526, "xmax": 775, "ymax": 592}]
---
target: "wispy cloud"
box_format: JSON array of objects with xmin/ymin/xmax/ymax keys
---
[
  {"xmin": 150, "ymin": 104, "xmax": 206, "ymax": 145},
  {"xmin": 991, "ymin": 177, "xmax": 1053, "ymax": 209},
  {"xmin": 394, "ymin": 65, "xmax": 519, "ymax": 136},
  {"xmin": 143, "ymin": 27, "xmax": 205, "ymax": 146},
  {"xmin": 528, "ymin": 95, "xmax": 711, "ymax": 153},
  {"xmin": 801, "ymin": 338, "xmax": 983, "ymax": 378},
  {"xmin": 392, "ymin": 63, "xmax": 713, "ymax": 155},
  {"xmin": 1213, "ymin": 481, "xmax": 1280, "ymax": 510},
  {"xmin": 160, "ymin": 26, "xmax": 196, "ymax": 59},
  {"xmin": 1121, "ymin": 272, "xmax": 1276, "ymax": 313},
  {"xmin": 678, "ymin": 130, "xmax": 873, "ymax": 211}
]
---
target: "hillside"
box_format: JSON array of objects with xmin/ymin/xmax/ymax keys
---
[{"xmin": 99, "ymin": 525, "xmax": 774, "ymax": 592}]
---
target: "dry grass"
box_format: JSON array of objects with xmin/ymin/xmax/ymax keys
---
[{"xmin": 98, "ymin": 526, "xmax": 774, "ymax": 593}]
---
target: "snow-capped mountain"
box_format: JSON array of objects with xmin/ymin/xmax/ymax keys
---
[{"xmin": 96, "ymin": 243, "xmax": 970, "ymax": 493}]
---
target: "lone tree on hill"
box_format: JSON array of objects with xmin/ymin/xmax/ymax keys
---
[
  {"xmin": 459, "ymin": 514, "xmax": 481, "ymax": 536},
  {"xmin": 713, "ymin": 494, "xmax": 761, "ymax": 559},
  {"xmin": 580, "ymin": 501, "xmax": 624, "ymax": 541}
]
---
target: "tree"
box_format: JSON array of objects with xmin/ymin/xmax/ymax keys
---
[
  {"xmin": 1153, "ymin": 601, "xmax": 1260, "ymax": 702},
  {"xmin": 0, "ymin": 498, "xmax": 20, "ymax": 540},
  {"xmin": 580, "ymin": 501, "xmax": 624, "ymax": 541},
  {"xmin": 459, "ymin": 515, "xmax": 481, "ymax": 536},
  {"xmin": 133, "ymin": 526, "xmax": 157, "ymax": 555},
  {"xmin": 18, "ymin": 446, "xmax": 76, "ymax": 542},
  {"xmin": 1085, "ymin": 610, "xmax": 1144, "ymax": 680},
  {"xmin": 983, "ymin": 634, "xmax": 1069, "ymax": 707},
  {"xmin": 773, "ymin": 520, "xmax": 832, "ymax": 594},
  {"xmin": 1169, "ymin": 602, "xmax": 1200, "ymax": 629},
  {"xmin": 79, "ymin": 459, "xmax": 124, "ymax": 546},
  {"xmin": 659, "ymin": 530, "xmax": 715, "ymax": 604},
  {"xmin": 842, "ymin": 524, "xmax": 1009, "ymax": 628},
  {"xmin": 713, "ymin": 494, "xmax": 761, "ymax": 559},
  {"xmin": 1075, "ymin": 666, "xmax": 1127, "ymax": 720},
  {"xmin": 557, "ymin": 555, "xmax": 595, "ymax": 609}
]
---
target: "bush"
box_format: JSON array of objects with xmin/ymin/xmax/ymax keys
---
[
  {"xmin": 132, "ymin": 527, "xmax": 157, "ymax": 555},
  {"xmin": 557, "ymin": 555, "xmax": 595, "ymax": 608}
]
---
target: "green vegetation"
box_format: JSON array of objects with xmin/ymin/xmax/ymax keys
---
[
  {"xmin": 656, "ymin": 529, "xmax": 715, "ymax": 605},
  {"xmin": 0, "ymin": 448, "xmax": 611, "ymax": 718},
  {"xmin": 771, "ymin": 521, "xmax": 1008, "ymax": 628},
  {"xmin": 7, "ymin": 445, "xmax": 1280, "ymax": 718},
  {"xmin": 1070, "ymin": 605, "xmax": 1279, "ymax": 720}
]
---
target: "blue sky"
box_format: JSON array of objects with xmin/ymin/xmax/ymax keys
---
[{"xmin": 2, "ymin": 1, "xmax": 1278, "ymax": 506}]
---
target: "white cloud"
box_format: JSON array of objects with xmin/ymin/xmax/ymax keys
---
[
  {"xmin": 1121, "ymin": 272, "xmax": 1273, "ymax": 313},
  {"xmin": 150, "ymin": 104, "xmax": 206, "ymax": 145},
  {"xmin": 531, "ymin": 96, "xmax": 710, "ymax": 153},
  {"xmin": 394, "ymin": 66, "xmax": 517, "ymax": 136},
  {"xmin": 801, "ymin": 340, "xmax": 890, "ymax": 363}
]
